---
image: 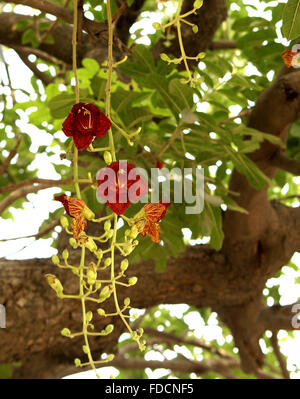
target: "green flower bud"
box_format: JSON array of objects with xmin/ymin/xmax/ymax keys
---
[
  {"xmin": 74, "ymin": 358, "xmax": 81, "ymax": 367},
  {"xmin": 104, "ymin": 151, "xmax": 112, "ymax": 165},
  {"xmin": 160, "ymin": 53, "xmax": 169, "ymax": 62},
  {"xmin": 128, "ymin": 277, "xmax": 138, "ymax": 286},
  {"xmin": 82, "ymin": 206, "xmax": 95, "ymax": 221},
  {"xmin": 69, "ymin": 237, "xmax": 77, "ymax": 248},
  {"xmin": 62, "ymin": 249, "xmax": 69, "ymax": 260},
  {"xmin": 98, "ymin": 285, "xmax": 111, "ymax": 302},
  {"xmin": 133, "ymin": 240, "xmax": 139, "ymax": 246},
  {"xmin": 95, "ymin": 282, "xmax": 101, "ymax": 290},
  {"xmin": 60, "ymin": 215, "xmax": 69, "ymax": 229},
  {"xmin": 129, "ymin": 225, "xmax": 139, "ymax": 240},
  {"xmin": 45, "ymin": 274, "xmax": 63, "ymax": 296},
  {"xmin": 193, "ymin": 0, "xmax": 203, "ymax": 9},
  {"xmin": 107, "ymin": 354, "xmax": 115, "ymax": 362},
  {"xmin": 97, "ymin": 308, "xmax": 105, "ymax": 316},
  {"xmin": 152, "ymin": 22, "xmax": 161, "ymax": 30},
  {"xmin": 197, "ymin": 52, "xmax": 205, "ymax": 59},
  {"xmin": 105, "ymin": 324, "xmax": 114, "ymax": 334},
  {"xmin": 138, "ymin": 327, "xmax": 144, "ymax": 336},
  {"xmin": 192, "ymin": 25, "xmax": 198, "ymax": 34},
  {"xmin": 104, "ymin": 220, "xmax": 111, "ymax": 231},
  {"xmin": 71, "ymin": 268, "xmax": 79, "ymax": 276},
  {"xmin": 125, "ymin": 229, "xmax": 131, "ymax": 237},
  {"xmin": 87, "ymin": 262, "xmax": 97, "ymax": 285},
  {"xmin": 51, "ymin": 255, "xmax": 60, "ymax": 265},
  {"xmin": 120, "ymin": 259, "xmax": 129, "ymax": 272},
  {"xmin": 82, "ymin": 345, "xmax": 89, "ymax": 354},
  {"xmin": 106, "ymin": 230, "xmax": 114, "ymax": 239},
  {"xmin": 124, "ymin": 297, "xmax": 130, "ymax": 307},
  {"xmin": 61, "ymin": 328, "xmax": 71, "ymax": 337},
  {"xmin": 104, "ymin": 257, "xmax": 112, "ymax": 267},
  {"xmin": 85, "ymin": 237, "xmax": 97, "ymax": 253},
  {"xmin": 132, "ymin": 331, "xmax": 138, "ymax": 339},
  {"xmin": 86, "ymin": 311, "xmax": 93, "ymax": 323}
]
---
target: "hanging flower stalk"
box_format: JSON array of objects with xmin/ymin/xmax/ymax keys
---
[{"xmin": 45, "ymin": 0, "xmax": 171, "ymax": 378}]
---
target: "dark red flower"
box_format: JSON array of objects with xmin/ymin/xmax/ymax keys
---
[
  {"xmin": 62, "ymin": 102, "xmax": 111, "ymax": 150},
  {"xmin": 156, "ymin": 161, "xmax": 164, "ymax": 169},
  {"xmin": 96, "ymin": 161, "xmax": 148, "ymax": 215},
  {"xmin": 281, "ymin": 49, "xmax": 298, "ymax": 68}
]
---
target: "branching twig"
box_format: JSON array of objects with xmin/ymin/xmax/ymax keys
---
[
  {"xmin": 0, "ymin": 219, "xmax": 60, "ymax": 242},
  {"xmin": 0, "ymin": 178, "xmax": 76, "ymax": 195},
  {"xmin": 15, "ymin": 49, "xmax": 53, "ymax": 85},
  {"xmin": 143, "ymin": 327, "xmax": 233, "ymax": 359},
  {"xmin": 270, "ymin": 332, "xmax": 290, "ymax": 379},
  {"xmin": 3, "ymin": 0, "xmax": 106, "ymax": 36},
  {"xmin": 0, "ymin": 135, "xmax": 22, "ymax": 177},
  {"xmin": 209, "ymin": 40, "xmax": 237, "ymax": 50},
  {"xmin": 0, "ymin": 179, "xmax": 89, "ymax": 215},
  {"xmin": 269, "ymin": 151, "xmax": 300, "ymax": 176}
]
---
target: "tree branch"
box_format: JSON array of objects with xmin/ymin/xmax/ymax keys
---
[
  {"xmin": 3, "ymin": 0, "xmax": 106, "ymax": 36},
  {"xmin": 0, "ymin": 178, "xmax": 90, "ymax": 215},
  {"xmin": 270, "ymin": 332, "xmax": 290, "ymax": 379},
  {"xmin": 209, "ymin": 40, "xmax": 237, "ymax": 50},
  {"xmin": 269, "ymin": 151, "xmax": 300, "ymax": 175},
  {"xmin": 143, "ymin": 327, "xmax": 233, "ymax": 359},
  {"xmin": 14, "ymin": 48, "xmax": 54, "ymax": 85},
  {"xmin": 0, "ymin": 219, "xmax": 59, "ymax": 242},
  {"xmin": 260, "ymin": 303, "xmax": 300, "ymax": 332},
  {"xmin": 102, "ymin": 354, "xmax": 241, "ymax": 378},
  {"xmin": 0, "ymin": 134, "xmax": 21, "ymax": 177},
  {"xmin": 0, "ymin": 177, "xmax": 75, "ymax": 195}
]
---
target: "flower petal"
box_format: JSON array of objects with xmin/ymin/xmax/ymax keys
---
[
  {"xmin": 54, "ymin": 194, "xmax": 86, "ymax": 218},
  {"xmin": 62, "ymin": 113, "xmax": 76, "ymax": 137},
  {"xmin": 71, "ymin": 216, "xmax": 87, "ymax": 241},
  {"xmin": 141, "ymin": 220, "xmax": 160, "ymax": 242},
  {"xmin": 106, "ymin": 201, "xmax": 131, "ymax": 215},
  {"xmin": 72, "ymin": 132, "xmax": 94, "ymax": 150},
  {"xmin": 94, "ymin": 112, "xmax": 112, "ymax": 138}
]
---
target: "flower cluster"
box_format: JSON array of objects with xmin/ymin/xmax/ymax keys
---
[{"xmin": 49, "ymin": 98, "xmax": 171, "ymax": 376}]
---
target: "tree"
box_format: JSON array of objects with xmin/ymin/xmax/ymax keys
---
[{"xmin": 0, "ymin": 0, "xmax": 300, "ymax": 379}]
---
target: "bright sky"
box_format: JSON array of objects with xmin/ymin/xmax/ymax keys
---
[{"xmin": 0, "ymin": 0, "xmax": 299, "ymax": 379}]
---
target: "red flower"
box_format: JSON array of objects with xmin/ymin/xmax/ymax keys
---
[
  {"xmin": 132, "ymin": 201, "xmax": 171, "ymax": 242},
  {"xmin": 55, "ymin": 195, "xmax": 94, "ymax": 242},
  {"xmin": 156, "ymin": 161, "xmax": 164, "ymax": 169},
  {"xmin": 281, "ymin": 49, "xmax": 297, "ymax": 68},
  {"xmin": 62, "ymin": 103, "xmax": 111, "ymax": 150},
  {"xmin": 55, "ymin": 194, "xmax": 86, "ymax": 218},
  {"xmin": 96, "ymin": 161, "xmax": 148, "ymax": 215}
]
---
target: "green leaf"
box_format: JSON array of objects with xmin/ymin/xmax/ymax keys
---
[
  {"xmin": 91, "ymin": 76, "xmax": 106, "ymax": 101},
  {"xmin": 15, "ymin": 18, "xmax": 32, "ymax": 31},
  {"xmin": 21, "ymin": 29, "xmax": 39, "ymax": 48},
  {"xmin": 169, "ymin": 79, "xmax": 194, "ymax": 111},
  {"xmin": 82, "ymin": 58, "xmax": 100, "ymax": 76},
  {"xmin": 205, "ymin": 202, "xmax": 224, "ymax": 251},
  {"xmin": 48, "ymin": 93, "xmax": 75, "ymax": 119},
  {"xmin": 282, "ymin": 0, "xmax": 300, "ymax": 40},
  {"xmin": 226, "ymin": 148, "xmax": 270, "ymax": 190}
]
